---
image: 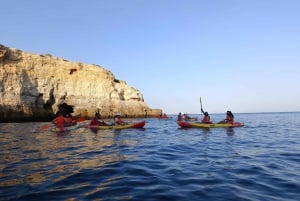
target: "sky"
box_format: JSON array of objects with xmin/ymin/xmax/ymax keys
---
[{"xmin": 2, "ymin": 0, "xmax": 300, "ymax": 114}]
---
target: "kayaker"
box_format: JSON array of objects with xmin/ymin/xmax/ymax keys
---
[
  {"xmin": 90, "ymin": 112, "xmax": 109, "ymax": 126},
  {"xmin": 201, "ymin": 112, "xmax": 212, "ymax": 124},
  {"xmin": 177, "ymin": 112, "xmax": 182, "ymax": 121},
  {"xmin": 162, "ymin": 113, "xmax": 168, "ymax": 119},
  {"xmin": 183, "ymin": 113, "xmax": 190, "ymax": 121},
  {"xmin": 52, "ymin": 112, "xmax": 65, "ymax": 130},
  {"xmin": 219, "ymin": 111, "xmax": 234, "ymax": 123},
  {"xmin": 200, "ymin": 105, "xmax": 211, "ymax": 123},
  {"xmin": 114, "ymin": 114, "xmax": 124, "ymax": 125},
  {"xmin": 64, "ymin": 114, "xmax": 75, "ymax": 126}
]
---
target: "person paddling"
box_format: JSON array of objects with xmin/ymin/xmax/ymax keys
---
[
  {"xmin": 90, "ymin": 112, "xmax": 109, "ymax": 126},
  {"xmin": 200, "ymin": 98, "xmax": 212, "ymax": 124},
  {"xmin": 177, "ymin": 112, "xmax": 183, "ymax": 121},
  {"xmin": 52, "ymin": 112, "xmax": 65, "ymax": 131},
  {"xmin": 201, "ymin": 111, "xmax": 212, "ymax": 124},
  {"xmin": 65, "ymin": 114, "xmax": 75, "ymax": 126},
  {"xmin": 219, "ymin": 111, "xmax": 234, "ymax": 123},
  {"xmin": 114, "ymin": 114, "xmax": 124, "ymax": 125}
]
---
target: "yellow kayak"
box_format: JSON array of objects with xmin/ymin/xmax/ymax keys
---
[
  {"xmin": 177, "ymin": 121, "xmax": 244, "ymax": 128},
  {"xmin": 88, "ymin": 120, "xmax": 146, "ymax": 130}
]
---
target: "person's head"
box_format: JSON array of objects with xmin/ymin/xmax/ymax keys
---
[
  {"xmin": 95, "ymin": 112, "xmax": 101, "ymax": 119},
  {"xmin": 226, "ymin": 111, "xmax": 233, "ymax": 117},
  {"xmin": 204, "ymin": 112, "xmax": 209, "ymax": 116}
]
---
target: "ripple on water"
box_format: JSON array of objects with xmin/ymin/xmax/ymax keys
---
[{"xmin": 1, "ymin": 114, "xmax": 300, "ymax": 201}]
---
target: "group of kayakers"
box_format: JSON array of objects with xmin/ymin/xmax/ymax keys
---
[
  {"xmin": 52, "ymin": 112, "xmax": 76, "ymax": 127},
  {"xmin": 52, "ymin": 106, "xmax": 235, "ymax": 130},
  {"xmin": 52, "ymin": 109, "xmax": 126, "ymax": 128},
  {"xmin": 89, "ymin": 111, "xmax": 125, "ymax": 126},
  {"xmin": 158, "ymin": 113, "xmax": 169, "ymax": 119},
  {"xmin": 177, "ymin": 110, "xmax": 234, "ymax": 124}
]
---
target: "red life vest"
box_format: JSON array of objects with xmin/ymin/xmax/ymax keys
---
[
  {"xmin": 65, "ymin": 117, "xmax": 73, "ymax": 125},
  {"xmin": 90, "ymin": 117, "xmax": 100, "ymax": 126},
  {"xmin": 56, "ymin": 115, "xmax": 65, "ymax": 125}
]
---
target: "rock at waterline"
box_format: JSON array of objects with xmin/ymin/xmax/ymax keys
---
[{"xmin": 0, "ymin": 44, "xmax": 161, "ymax": 122}]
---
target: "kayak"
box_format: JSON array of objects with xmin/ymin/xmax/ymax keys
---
[
  {"xmin": 177, "ymin": 121, "xmax": 244, "ymax": 128},
  {"xmin": 184, "ymin": 117, "xmax": 198, "ymax": 121},
  {"xmin": 52, "ymin": 123, "xmax": 84, "ymax": 132},
  {"xmin": 49, "ymin": 117, "xmax": 87, "ymax": 132},
  {"xmin": 88, "ymin": 120, "xmax": 146, "ymax": 130}
]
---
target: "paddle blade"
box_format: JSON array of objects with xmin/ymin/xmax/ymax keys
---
[{"xmin": 40, "ymin": 124, "xmax": 50, "ymax": 131}]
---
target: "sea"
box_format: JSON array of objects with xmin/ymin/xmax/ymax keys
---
[{"xmin": 0, "ymin": 112, "xmax": 300, "ymax": 201}]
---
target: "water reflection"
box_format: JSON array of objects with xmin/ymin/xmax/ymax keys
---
[
  {"xmin": 2, "ymin": 114, "xmax": 300, "ymax": 201},
  {"xmin": 226, "ymin": 128, "xmax": 235, "ymax": 136},
  {"xmin": 0, "ymin": 123, "xmax": 139, "ymax": 189},
  {"xmin": 200, "ymin": 128, "xmax": 211, "ymax": 142}
]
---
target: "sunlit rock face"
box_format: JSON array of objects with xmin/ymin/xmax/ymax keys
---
[{"xmin": 0, "ymin": 44, "xmax": 161, "ymax": 122}]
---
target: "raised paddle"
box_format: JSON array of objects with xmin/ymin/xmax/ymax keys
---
[{"xmin": 200, "ymin": 97, "xmax": 204, "ymax": 114}]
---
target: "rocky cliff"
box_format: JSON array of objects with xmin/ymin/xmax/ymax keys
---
[{"xmin": 0, "ymin": 44, "xmax": 161, "ymax": 122}]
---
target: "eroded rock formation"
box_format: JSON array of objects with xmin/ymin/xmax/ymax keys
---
[{"xmin": 0, "ymin": 44, "xmax": 161, "ymax": 122}]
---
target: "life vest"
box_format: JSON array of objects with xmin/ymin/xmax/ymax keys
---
[
  {"xmin": 115, "ymin": 116, "xmax": 123, "ymax": 125},
  {"xmin": 65, "ymin": 117, "xmax": 73, "ymax": 125},
  {"xmin": 90, "ymin": 117, "xmax": 99, "ymax": 126},
  {"xmin": 56, "ymin": 115, "xmax": 65, "ymax": 126},
  {"xmin": 202, "ymin": 115, "xmax": 211, "ymax": 123}
]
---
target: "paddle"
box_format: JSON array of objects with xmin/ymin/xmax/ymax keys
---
[
  {"xmin": 40, "ymin": 124, "xmax": 51, "ymax": 131},
  {"xmin": 200, "ymin": 97, "xmax": 204, "ymax": 114}
]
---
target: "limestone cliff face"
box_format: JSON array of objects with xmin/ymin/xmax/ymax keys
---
[{"xmin": 0, "ymin": 44, "xmax": 161, "ymax": 122}]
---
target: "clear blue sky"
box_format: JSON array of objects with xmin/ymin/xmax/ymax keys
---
[{"xmin": 2, "ymin": 0, "xmax": 300, "ymax": 114}]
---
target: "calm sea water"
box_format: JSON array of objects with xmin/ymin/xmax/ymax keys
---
[{"xmin": 1, "ymin": 112, "xmax": 300, "ymax": 201}]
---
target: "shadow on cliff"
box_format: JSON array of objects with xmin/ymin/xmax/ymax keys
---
[
  {"xmin": 56, "ymin": 103, "xmax": 75, "ymax": 117},
  {"xmin": 0, "ymin": 70, "xmax": 56, "ymax": 122}
]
